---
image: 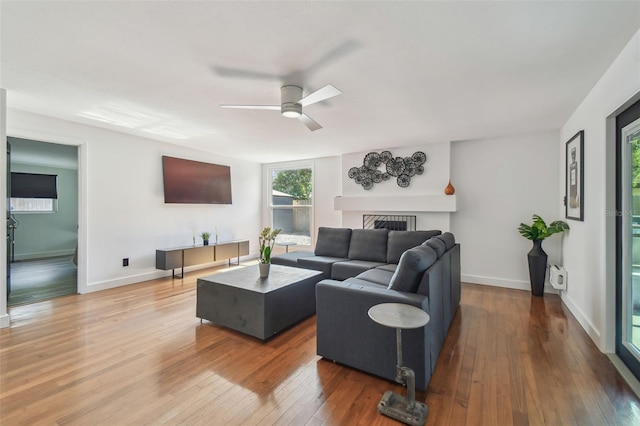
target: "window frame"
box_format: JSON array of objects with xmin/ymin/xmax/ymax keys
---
[{"xmin": 266, "ymin": 161, "xmax": 314, "ymax": 248}]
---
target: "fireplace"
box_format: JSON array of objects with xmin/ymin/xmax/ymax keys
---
[{"xmin": 363, "ymin": 215, "xmax": 416, "ymax": 231}]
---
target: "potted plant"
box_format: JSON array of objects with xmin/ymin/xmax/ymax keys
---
[
  {"xmin": 200, "ymin": 231, "xmax": 211, "ymax": 246},
  {"xmin": 258, "ymin": 226, "xmax": 281, "ymax": 277},
  {"xmin": 518, "ymin": 214, "xmax": 569, "ymax": 296}
]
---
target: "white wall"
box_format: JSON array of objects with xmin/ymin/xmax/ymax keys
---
[
  {"xmin": 11, "ymin": 163, "xmax": 78, "ymax": 260},
  {"xmin": 450, "ymin": 131, "xmax": 561, "ymax": 290},
  {"xmin": 560, "ymin": 28, "xmax": 640, "ymax": 351},
  {"xmin": 340, "ymin": 142, "xmax": 452, "ymax": 231},
  {"xmin": 313, "ymin": 156, "xmax": 343, "ymax": 231},
  {"xmin": 5, "ymin": 109, "xmax": 262, "ymax": 294}
]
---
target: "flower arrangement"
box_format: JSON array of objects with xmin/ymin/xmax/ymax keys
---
[
  {"xmin": 259, "ymin": 227, "xmax": 281, "ymax": 264},
  {"xmin": 200, "ymin": 231, "xmax": 211, "ymax": 243}
]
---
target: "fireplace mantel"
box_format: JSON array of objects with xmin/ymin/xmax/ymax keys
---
[{"xmin": 334, "ymin": 195, "xmax": 456, "ymax": 212}]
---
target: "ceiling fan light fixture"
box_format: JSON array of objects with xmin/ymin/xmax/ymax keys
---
[{"xmin": 281, "ymin": 102, "xmax": 302, "ymax": 118}]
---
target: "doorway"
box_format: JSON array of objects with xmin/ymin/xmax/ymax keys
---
[
  {"xmin": 616, "ymin": 98, "xmax": 640, "ymax": 380},
  {"xmin": 6, "ymin": 137, "xmax": 78, "ymax": 306}
]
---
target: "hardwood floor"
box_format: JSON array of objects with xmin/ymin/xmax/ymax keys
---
[
  {"xmin": 1, "ymin": 263, "xmax": 639, "ymax": 425},
  {"xmin": 8, "ymin": 256, "xmax": 77, "ymax": 306}
]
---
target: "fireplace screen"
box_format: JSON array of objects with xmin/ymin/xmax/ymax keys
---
[{"xmin": 363, "ymin": 215, "xmax": 416, "ymax": 231}]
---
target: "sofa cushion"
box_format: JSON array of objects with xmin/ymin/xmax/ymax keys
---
[
  {"xmin": 343, "ymin": 277, "xmax": 388, "ymax": 289},
  {"xmin": 355, "ymin": 268, "xmax": 395, "ymax": 286},
  {"xmin": 386, "ymin": 230, "xmax": 441, "ymax": 264},
  {"xmin": 437, "ymin": 232, "xmax": 455, "ymax": 251},
  {"xmin": 298, "ymin": 256, "xmax": 346, "ymax": 278},
  {"xmin": 423, "ymin": 237, "xmax": 446, "ymax": 257},
  {"xmin": 376, "ymin": 264, "xmax": 397, "ymax": 273},
  {"xmin": 388, "ymin": 245, "xmax": 437, "ymax": 293},
  {"xmin": 348, "ymin": 229, "xmax": 389, "ymax": 262},
  {"xmin": 270, "ymin": 251, "xmax": 314, "ymax": 268},
  {"xmin": 314, "ymin": 227, "xmax": 352, "ymax": 258},
  {"xmin": 331, "ymin": 260, "xmax": 387, "ymax": 281}
]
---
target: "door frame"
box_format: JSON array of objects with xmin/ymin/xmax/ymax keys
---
[
  {"xmin": 3, "ymin": 129, "xmax": 88, "ymax": 295},
  {"xmin": 616, "ymin": 98, "xmax": 640, "ymax": 379}
]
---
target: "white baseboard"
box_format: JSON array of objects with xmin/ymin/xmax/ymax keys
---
[
  {"xmin": 608, "ymin": 354, "xmax": 640, "ymax": 399},
  {"xmin": 0, "ymin": 313, "xmax": 10, "ymax": 328},
  {"xmin": 81, "ymin": 254, "xmax": 256, "ymax": 294},
  {"xmin": 461, "ymin": 274, "xmax": 559, "ymax": 294},
  {"xmin": 14, "ymin": 249, "xmax": 75, "ymax": 261},
  {"xmin": 560, "ymin": 290, "xmax": 601, "ymax": 346}
]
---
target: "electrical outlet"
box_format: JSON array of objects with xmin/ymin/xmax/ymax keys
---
[{"xmin": 123, "ymin": 258, "xmax": 129, "ymax": 267}]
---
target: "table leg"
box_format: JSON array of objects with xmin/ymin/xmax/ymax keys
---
[{"xmin": 377, "ymin": 327, "xmax": 428, "ymax": 426}]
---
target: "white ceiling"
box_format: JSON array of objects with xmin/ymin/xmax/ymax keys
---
[{"xmin": 1, "ymin": 1, "xmax": 639, "ymax": 163}]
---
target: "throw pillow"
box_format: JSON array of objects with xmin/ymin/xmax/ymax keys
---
[
  {"xmin": 388, "ymin": 245, "xmax": 437, "ymax": 293},
  {"xmin": 423, "ymin": 237, "xmax": 446, "ymax": 257},
  {"xmin": 437, "ymin": 232, "xmax": 455, "ymax": 250}
]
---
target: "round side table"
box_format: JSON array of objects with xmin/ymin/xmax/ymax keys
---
[
  {"xmin": 276, "ymin": 242, "xmax": 297, "ymax": 253},
  {"xmin": 368, "ymin": 303, "xmax": 430, "ymax": 426}
]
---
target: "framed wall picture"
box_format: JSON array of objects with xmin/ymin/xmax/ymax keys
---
[{"xmin": 565, "ymin": 130, "xmax": 584, "ymax": 221}]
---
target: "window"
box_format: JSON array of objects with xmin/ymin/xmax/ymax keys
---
[
  {"xmin": 10, "ymin": 172, "xmax": 58, "ymax": 213},
  {"xmin": 10, "ymin": 198, "xmax": 56, "ymax": 213},
  {"xmin": 270, "ymin": 166, "xmax": 313, "ymax": 246}
]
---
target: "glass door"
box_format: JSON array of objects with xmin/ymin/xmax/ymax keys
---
[{"xmin": 617, "ymin": 99, "xmax": 640, "ymax": 378}]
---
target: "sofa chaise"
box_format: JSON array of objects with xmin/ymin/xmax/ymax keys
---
[{"xmin": 271, "ymin": 227, "xmax": 461, "ymax": 391}]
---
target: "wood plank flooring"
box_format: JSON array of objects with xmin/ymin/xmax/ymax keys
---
[
  {"xmin": 1, "ymin": 263, "xmax": 639, "ymax": 425},
  {"xmin": 8, "ymin": 256, "xmax": 77, "ymax": 306}
]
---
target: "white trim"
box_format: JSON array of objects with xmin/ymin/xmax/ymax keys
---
[
  {"xmin": 6, "ymin": 127, "xmax": 88, "ymax": 295},
  {"xmin": 608, "ymin": 353, "xmax": 640, "ymax": 399},
  {"xmin": 0, "ymin": 88, "xmax": 8, "ymax": 328},
  {"xmin": 0, "ymin": 313, "xmax": 9, "ymax": 328},
  {"xmin": 334, "ymin": 195, "xmax": 456, "ymax": 212},
  {"xmin": 462, "ymin": 273, "xmax": 559, "ymax": 294},
  {"xmin": 561, "ymin": 290, "xmax": 603, "ymax": 349},
  {"xmin": 81, "ymin": 255, "xmax": 256, "ymax": 293},
  {"xmin": 264, "ymin": 161, "xmax": 315, "ymax": 247}
]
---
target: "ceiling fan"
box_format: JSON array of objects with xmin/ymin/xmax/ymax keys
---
[{"xmin": 220, "ymin": 84, "xmax": 342, "ymax": 131}]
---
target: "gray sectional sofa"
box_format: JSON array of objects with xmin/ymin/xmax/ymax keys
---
[{"xmin": 271, "ymin": 227, "xmax": 461, "ymax": 391}]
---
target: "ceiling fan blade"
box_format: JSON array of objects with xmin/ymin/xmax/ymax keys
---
[
  {"xmin": 220, "ymin": 105, "xmax": 280, "ymax": 110},
  {"xmin": 299, "ymin": 113, "xmax": 323, "ymax": 131},
  {"xmin": 299, "ymin": 84, "xmax": 342, "ymax": 107}
]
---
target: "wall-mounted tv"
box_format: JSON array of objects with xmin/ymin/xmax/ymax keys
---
[{"xmin": 162, "ymin": 156, "xmax": 232, "ymax": 204}]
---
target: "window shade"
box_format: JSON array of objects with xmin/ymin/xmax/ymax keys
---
[{"xmin": 11, "ymin": 172, "xmax": 58, "ymax": 199}]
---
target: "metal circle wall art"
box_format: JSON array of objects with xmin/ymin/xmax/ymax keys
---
[{"xmin": 348, "ymin": 150, "xmax": 427, "ymax": 190}]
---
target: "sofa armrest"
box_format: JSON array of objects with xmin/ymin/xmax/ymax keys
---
[{"xmin": 316, "ymin": 279, "xmax": 431, "ymax": 390}]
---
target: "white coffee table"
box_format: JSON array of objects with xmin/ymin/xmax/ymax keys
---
[{"xmin": 368, "ymin": 303, "xmax": 430, "ymax": 426}]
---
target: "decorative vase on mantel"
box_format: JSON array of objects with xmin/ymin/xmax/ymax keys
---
[
  {"xmin": 444, "ymin": 181, "xmax": 455, "ymax": 195},
  {"xmin": 527, "ymin": 240, "xmax": 547, "ymax": 297},
  {"xmin": 259, "ymin": 263, "xmax": 270, "ymax": 278}
]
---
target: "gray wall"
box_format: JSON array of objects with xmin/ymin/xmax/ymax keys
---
[{"xmin": 11, "ymin": 163, "xmax": 78, "ymax": 260}]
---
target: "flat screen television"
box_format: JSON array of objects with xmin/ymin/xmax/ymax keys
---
[{"xmin": 162, "ymin": 156, "xmax": 232, "ymax": 204}]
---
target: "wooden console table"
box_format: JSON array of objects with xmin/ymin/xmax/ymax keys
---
[{"xmin": 156, "ymin": 240, "xmax": 249, "ymax": 278}]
